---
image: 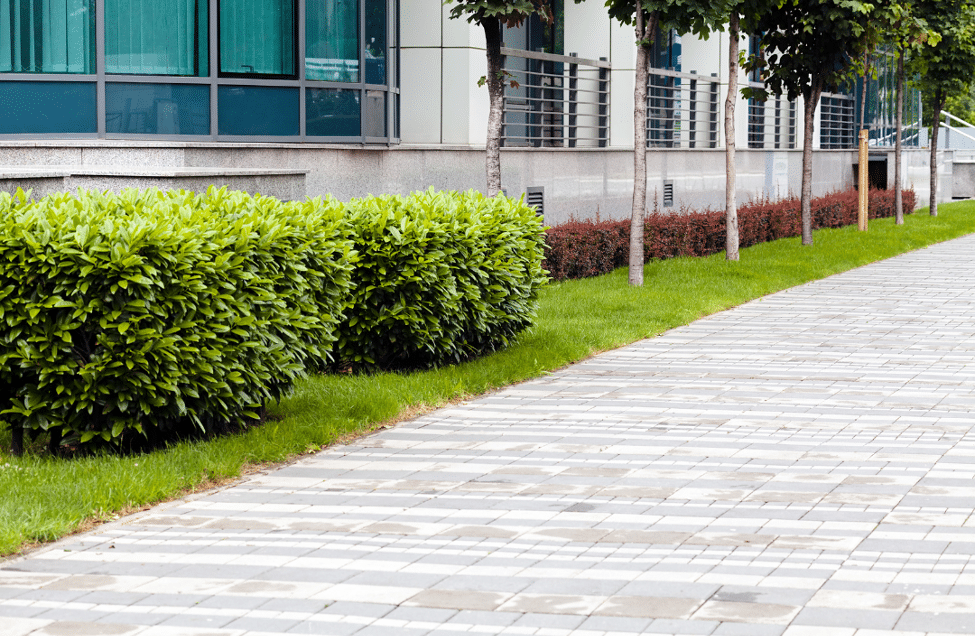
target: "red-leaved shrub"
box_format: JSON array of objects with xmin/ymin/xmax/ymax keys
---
[{"xmin": 544, "ymin": 188, "xmax": 916, "ymax": 282}]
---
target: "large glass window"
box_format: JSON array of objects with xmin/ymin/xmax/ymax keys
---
[
  {"xmin": 0, "ymin": 81, "xmax": 96, "ymax": 133},
  {"xmin": 0, "ymin": 0, "xmax": 94, "ymax": 73},
  {"xmin": 0, "ymin": 0, "xmax": 398, "ymax": 141},
  {"xmin": 307, "ymin": 88, "xmax": 359, "ymax": 136},
  {"xmin": 365, "ymin": 0, "xmax": 385, "ymax": 85},
  {"xmin": 220, "ymin": 0, "xmax": 295, "ymax": 77},
  {"xmin": 218, "ymin": 85, "xmax": 298, "ymax": 135},
  {"xmin": 306, "ymin": 0, "xmax": 358, "ymax": 82},
  {"xmin": 105, "ymin": 0, "xmax": 208, "ymax": 76},
  {"xmin": 106, "ymin": 83, "xmax": 209, "ymax": 134}
]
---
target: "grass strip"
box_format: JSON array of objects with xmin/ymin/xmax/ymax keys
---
[{"xmin": 1, "ymin": 200, "xmax": 973, "ymax": 556}]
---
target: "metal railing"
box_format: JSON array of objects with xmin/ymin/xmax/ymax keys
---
[
  {"xmin": 820, "ymin": 92, "xmax": 856, "ymax": 149},
  {"xmin": 939, "ymin": 110, "xmax": 976, "ymax": 150},
  {"xmin": 871, "ymin": 122, "xmax": 925, "ymax": 148},
  {"xmin": 745, "ymin": 81, "xmax": 797, "ymax": 149},
  {"xmin": 645, "ymin": 68, "xmax": 720, "ymax": 148},
  {"xmin": 500, "ymin": 48, "xmax": 610, "ymax": 148}
]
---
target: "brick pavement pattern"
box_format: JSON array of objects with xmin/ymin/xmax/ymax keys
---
[{"xmin": 1, "ymin": 235, "xmax": 973, "ymax": 636}]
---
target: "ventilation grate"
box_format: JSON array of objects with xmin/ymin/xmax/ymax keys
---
[
  {"xmin": 526, "ymin": 187, "xmax": 544, "ymax": 216},
  {"xmin": 663, "ymin": 181, "xmax": 674, "ymax": 208}
]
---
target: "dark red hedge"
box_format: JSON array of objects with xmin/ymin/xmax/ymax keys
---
[{"xmin": 543, "ymin": 188, "xmax": 916, "ymax": 282}]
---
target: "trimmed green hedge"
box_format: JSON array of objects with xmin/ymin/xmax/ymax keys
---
[
  {"xmin": 336, "ymin": 189, "xmax": 547, "ymax": 370},
  {"xmin": 0, "ymin": 187, "xmax": 354, "ymax": 451},
  {"xmin": 0, "ymin": 187, "xmax": 546, "ymax": 453}
]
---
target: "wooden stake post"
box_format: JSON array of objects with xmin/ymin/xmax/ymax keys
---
[{"xmin": 858, "ymin": 129, "xmax": 868, "ymax": 231}]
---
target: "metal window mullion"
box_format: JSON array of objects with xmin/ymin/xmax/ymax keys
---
[
  {"xmin": 298, "ymin": 0, "xmax": 305, "ymax": 139},
  {"xmin": 210, "ymin": 0, "xmax": 218, "ymax": 138},
  {"xmin": 359, "ymin": 0, "xmax": 366, "ymax": 143},
  {"xmin": 96, "ymin": 0, "xmax": 105, "ymax": 137},
  {"xmin": 386, "ymin": 0, "xmax": 394, "ymax": 143}
]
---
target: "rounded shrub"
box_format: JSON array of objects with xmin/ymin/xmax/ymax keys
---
[
  {"xmin": 336, "ymin": 189, "xmax": 548, "ymax": 370},
  {"xmin": 0, "ymin": 187, "xmax": 354, "ymax": 451}
]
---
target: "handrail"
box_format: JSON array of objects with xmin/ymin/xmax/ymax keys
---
[
  {"xmin": 940, "ymin": 122, "xmax": 976, "ymax": 142},
  {"xmin": 650, "ymin": 67, "xmax": 716, "ymax": 82},
  {"xmin": 942, "ymin": 110, "xmax": 973, "ymax": 128},
  {"xmin": 500, "ymin": 47, "xmax": 611, "ymax": 69}
]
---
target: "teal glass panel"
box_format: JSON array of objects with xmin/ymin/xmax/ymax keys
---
[
  {"xmin": 306, "ymin": 88, "xmax": 359, "ymax": 137},
  {"xmin": 220, "ymin": 0, "xmax": 295, "ymax": 76},
  {"xmin": 0, "ymin": 0, "xmax": 94, "ymax": 73},
  {"xmin": 0, "ymin": 81, "xmax": 95, "ymax": 133},
  {"xmin": 305, "ymin": 0, "xmax": 358, "ymax": 82},
  {"xmin": 105, "ymin": 0, "xmax": 208, "ymax": 76},
  {"xmin": 364, "ymin": 0, "xmax": 385, "ymax": 85},
  {"xmin": 106, "ymin": 83, "xmax": 209, "ymax": 135},
  {"xmin": 218, "ymin": 86, "xmax": 298, "ymax": 135}
]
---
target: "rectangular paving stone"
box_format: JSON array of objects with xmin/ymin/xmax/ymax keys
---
[
  {"xmin": 593, "ymin": 595, "xmax": 701, "ymax": 619},
  {"xmin": 790, "ymin": 606, "xmax": 901, "ymax": 630},
  {"xmin": 693, "ymin": 600, "xmax": 800, "ymax": 624},
  {"xmin": 895, "ymin": 611, "xmax": 975, "ymax": 634},
  {"xmin": 403, "ymin": 589, "xmax": 509, "ymax": 611},
  {"xmin": 712, "ymin": 621, "xmax": 787, "ymax": 635}
]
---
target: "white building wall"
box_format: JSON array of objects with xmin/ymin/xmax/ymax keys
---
[{"xmin": 401, "ymin": 0, "xmax": 487, "ymax": 145}]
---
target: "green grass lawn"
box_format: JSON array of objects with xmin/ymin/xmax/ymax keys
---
[{"xmin": 1, "ymin": 200, "xmax": 973, "ymax": 556}]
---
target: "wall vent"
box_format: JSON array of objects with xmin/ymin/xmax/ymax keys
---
[
  {"xmin": 663, "ymin": 181, "xmax": 674, "ymax": 208},
  {"xmin": 526, "ymin": 186, "xmax": 544, "ymax": 216}
]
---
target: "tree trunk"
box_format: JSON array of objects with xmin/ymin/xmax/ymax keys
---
[
  {"xmin": 483, "ymin": 19, "xmax": 504, "ymax": 197},
  {"xmin": 724, "ymin": 13, "xmax": 740, "ymax": 261},
  {"xmin": 629, "ymin": 6, "xmax": 656, "ymax": 286},
  {"xmin": 894, "ymin": 51, "xmax": 903, "ymax": 224},
  {"xmin": 929, "ymin": 89, "xmax": 944, "ymax": 217},
  {"xmin": 11, "ymin": 426, "xmax": 23, "ymax": 457},
  {"xmin": 800, "ymin": 81, "xmax": 822, "ymax": 245}
]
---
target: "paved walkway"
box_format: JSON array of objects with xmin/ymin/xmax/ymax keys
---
[{"xmin": 2, "ymin": 236, "xmax": 974, "ymax": 637}]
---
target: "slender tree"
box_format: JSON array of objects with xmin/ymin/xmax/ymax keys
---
[
  {"xmin": 876, "ymin": 2, "xmax": 937, "ymax": 224},
  {"xmin": 746, "ymin": 0, "xmax": 875, "ymax": 245},
  {"xmin": 724, "ymin": 12, "xmax": 740, "ymax": 260},
  {"xmin": 907, "ymin": 0, "xmax": 974, "ymax": 216},
  {"xmin": 689, "ymin": 1, "xmax": 776, "ymax": 262},
  {"xmin": 604, "ymin": 0, "xmax": 665, "ymax": 285},
  {"xmin": 606, "ymin": 0, "xmax": 758, "ymax": 280},
  {"xmin": 446, "ymin": 0, "xmax": 554, "ymax": 196}
]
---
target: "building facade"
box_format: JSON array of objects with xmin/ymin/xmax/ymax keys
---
[{"xmin": 0, "ymin": 0, "xmax": 957, "ymax": 223}]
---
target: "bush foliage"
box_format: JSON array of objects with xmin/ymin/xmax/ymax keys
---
[
  {"xmin": 0, "ymin": 188, "xmax": 354, "ymax": 451},
  {"xmin": 0, "ymin": 187, "xmax": 546, "ymax": 453},
  {"xmin": 336, "ymin": 189, "xmax": 548, "ymax": 370},
  {"xmin": 544, "ymin": 188, "xmax": 917, "ymax": 281}
]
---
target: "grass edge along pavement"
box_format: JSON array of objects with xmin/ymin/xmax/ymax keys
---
[{"xmin": 0, "ymin": 200, "xmax": 973, "ymax": 557}]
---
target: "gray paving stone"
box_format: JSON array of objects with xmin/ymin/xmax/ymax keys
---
[
  {"xmin": 645, "ymin": 618, "xmax": 719, "ymax": 634},
  {"xmin": 285, "ymin": 618, "xmax": 363, "ymax": 635},
  {"xmin": 712, "ymin": 622, "xmax": 786, "ymax": 635},
  {"xmin": 790, "ymin": 607, "xmax": 901, "ymax": 630},
  {"xmin": 154, "ymin": 613, "xmax": 234, "ymax": 629},
  {"xmin": 895, "ymin": 611, "xmax": 975, "ymax": 634},
  {"xmin": 576, "ymin": 614, "xmax": 653, "ymax": 633},
  {"xmin": 354, "ymin": 626, "xmax": 429, "ymax": 636},
  {"xmin": 712, "ymin": 586, "xmax": 815, "ymax": 607},
  {"xmin": 320, "ymin": 601, "xmax": 398, "ymax": 618},
  {"xmin": 220, "ymin": 616, "xmax": 302, "ymax": 633},
  {"xmin": 510, "ymin": 612, "xmax": 586, "ymax": 629},
  {"xmin": 384, "ymin": 605, "xmax": 459, "ymax": 623}
]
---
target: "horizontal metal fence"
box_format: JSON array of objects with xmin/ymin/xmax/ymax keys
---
[
  {"xmin": 745, "ymin": 81, "xmax": 797, "ymax": 149},
  {"xmin": 500, "ymin": 48, "xmax": 610, "ymax": 148},
  {"xmin": 820, "ymin": 92, "xmax": 856, "ymax": 149},
  {"xmin": 645, "ymin": 68, "xmax": 719, "ymax": 149}
]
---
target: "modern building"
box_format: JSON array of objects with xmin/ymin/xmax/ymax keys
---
[{"xmin": 0, "ymin": 0, "xmax": 964, "ymax": 222}]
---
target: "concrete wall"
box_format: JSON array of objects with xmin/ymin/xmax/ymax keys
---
[{"xmin": 1, "ymin": 142, "xmax": 956, "ymax": 225}]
